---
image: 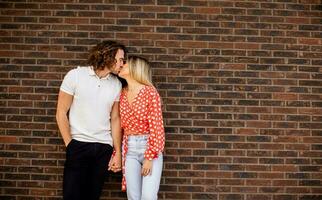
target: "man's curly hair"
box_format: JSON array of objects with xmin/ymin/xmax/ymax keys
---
[{"xmin": 88, "ymin": 40, "xmax": 127, "ymax": 71}]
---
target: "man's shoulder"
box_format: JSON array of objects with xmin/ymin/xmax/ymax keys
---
[
  {"xmin": 75, "ymin": 66, "xmax": 91, "ymax": 73},
  {"xmin": 109, "ymin": 75, "xmax": 122, "ymax": 86},
  {"xmin": 66, "ymin": 66, "xmax": 88, "ymax": 75}
]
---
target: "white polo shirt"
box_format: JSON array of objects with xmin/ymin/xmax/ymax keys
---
[{"xmin": 60, "ymin": 66, "xmax": 122, "ymax": 145}]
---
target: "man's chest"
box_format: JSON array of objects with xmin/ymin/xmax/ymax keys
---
[{"xmin": 75, "ymin": 77, "xmax": 116, "ymax": 106}]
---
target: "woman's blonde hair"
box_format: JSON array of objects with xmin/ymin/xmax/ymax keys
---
[{"xmin": 127, "ymin": 56, "xmax": 153, "ymax": 86}]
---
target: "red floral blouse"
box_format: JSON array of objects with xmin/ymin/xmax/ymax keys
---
[{"xmin": 119, "ymin": 85, "xmax": 165, "ymax": 190}]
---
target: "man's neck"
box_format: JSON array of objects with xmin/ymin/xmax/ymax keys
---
[{"xmin": 95, "ymin": 68, "xmax": 111, "ymax": 79}]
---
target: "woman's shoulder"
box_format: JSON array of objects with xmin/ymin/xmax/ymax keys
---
[
  {"xmin": 144, "ymin": 85, "xmax": 158, "ymax": 94},
  {"xmin": 144, "ymin": 85, "xmax": 161, "ymax": 100}
]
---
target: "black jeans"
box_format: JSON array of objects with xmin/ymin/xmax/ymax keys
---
[{"xmin": 63, "ymin": 139, "xmax": 113, "ymax": 200}]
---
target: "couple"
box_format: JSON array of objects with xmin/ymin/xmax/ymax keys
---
[{"xmin": 56, "ymin": 40, "xmax": 165, "ymax": 200}]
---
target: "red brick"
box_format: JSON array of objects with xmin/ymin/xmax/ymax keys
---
[
  {"xmin": 272, "ymin": 165, "xmax": 298, "ymax": 172},
  {"xmin": 195, "ymin": 7, "xmax": 220, "ymax": 14},
  {"xmin": 246, "ymin": 179, "xmax": 271, "ymax": 186},
  {"xmin": 1, "ymin": 1, "xmax": 321, "ymax": 199},
  {"xmin": 0, "ymin": 136, "xmax": 18, "ymax": 143},
  {"xmin": 182, "ymin": 41, "xmax": 208, "ymax": 48}
]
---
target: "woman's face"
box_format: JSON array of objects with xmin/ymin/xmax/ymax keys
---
[{"xmin": 118, "ymin": 62, "xmax": 130, "ymax": 78}]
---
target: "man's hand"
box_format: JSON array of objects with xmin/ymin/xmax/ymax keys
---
[
  {"xmin": 142, "ymin": 159, "xmax": 153, "ymax": 176},
  {"xmin": 108, "ymin": 152, "xmax": 122, "ymax": 172},
  {"xmin": 65, "ymin": 138, "xmax": 73, "ymax": 147}
]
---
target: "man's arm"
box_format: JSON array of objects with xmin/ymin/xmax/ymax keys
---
[
  {"xmin": 56, "ymin": 90, "xmax": 73, "ymax": 146},
  {"xmin": 109, "ymin": 101, "xmax": 122, "ymax": 172}
]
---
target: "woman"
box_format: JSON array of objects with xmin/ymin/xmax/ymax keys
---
[{"xmin": 118, "ymin": 56, "xmax": 165, "ymax": 200}]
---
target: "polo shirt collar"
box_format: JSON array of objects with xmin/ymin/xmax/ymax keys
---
[{"xmin": 88, "ymin": 66, "xmax": 111, "ymax": 80}]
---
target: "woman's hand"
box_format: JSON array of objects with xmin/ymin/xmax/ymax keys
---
[
  {"xmin": 142, "ymin": 159, "xmax": 153, "ymax": 176},
  {"xmin": 108, "ymin": 152, "xmax": 122, "ymax": 172}
]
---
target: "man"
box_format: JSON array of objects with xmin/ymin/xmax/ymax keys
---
[{"xmin": 56, "ymin": 40, "xmax": 126, "ymax": 200}]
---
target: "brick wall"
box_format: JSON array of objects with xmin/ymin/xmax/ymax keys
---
[{"xmin": 1, "ymin": 0, "xmax": 321, "ymax": 199}]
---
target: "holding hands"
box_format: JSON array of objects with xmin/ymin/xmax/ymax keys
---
[{"xmin": 108, "ymin": 152, "xmax": 122, "ymax": 172}]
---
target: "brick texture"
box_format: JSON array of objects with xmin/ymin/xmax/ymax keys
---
[{"xmin": 1, "ymin": 0, "xmax": 322, "ymax": 199}]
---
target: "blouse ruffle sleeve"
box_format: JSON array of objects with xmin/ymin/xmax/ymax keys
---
[{"xmin": 144, "ymin": 89, "xmax": 165, "ymax": 160}]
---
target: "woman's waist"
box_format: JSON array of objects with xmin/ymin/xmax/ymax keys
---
[
  {"xmin": 126, "ymin": 135, "xmax": 148, "ymax": 151},
  {"xmin": 121, "ymin": 120, "xmax": 148, "ymax": 130},
  {"xmin": 125, "ymin": 131, "xmax": 149, "ymax": 142},
  {"xmin": 124, "ymin": 129, "xmax": 149, "ymax": 136}
]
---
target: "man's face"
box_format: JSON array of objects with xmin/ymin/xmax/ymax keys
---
[{"xmin": 110, "ymin": 49, "xmax": 125, "ymax": 75}]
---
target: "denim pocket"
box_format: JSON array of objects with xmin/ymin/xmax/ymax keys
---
[{"xmin": 127, "ymin": 137, "xmax": 148, "ymax": 155}]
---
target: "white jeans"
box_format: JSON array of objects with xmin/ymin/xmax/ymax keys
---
[{"xmin": 125, "ymin": 135, "xmax": 163, "ymax": 200}]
